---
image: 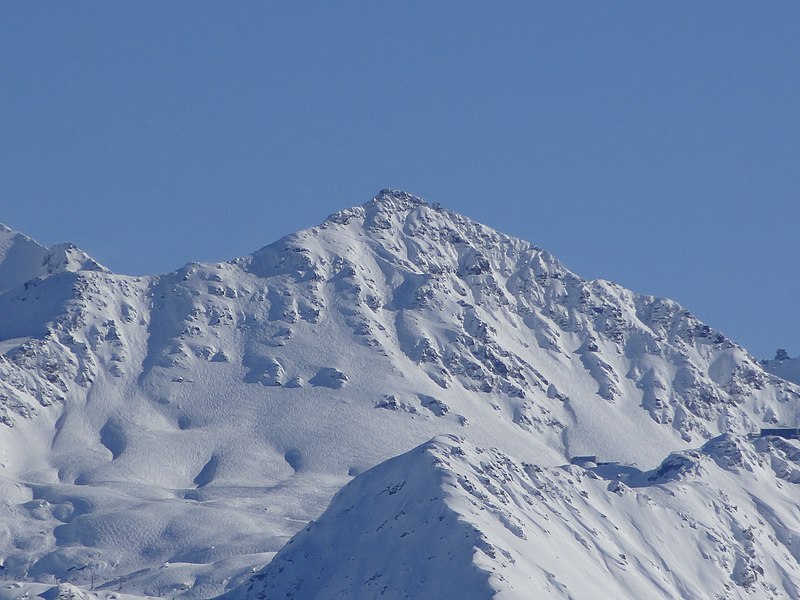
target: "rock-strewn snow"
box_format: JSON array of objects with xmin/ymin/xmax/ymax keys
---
[
  {"xmin": 0, "ymin": 192, "xmax": 797, "ymax": 597},
  {"xmin": 226, "ymin": 434, "xmax": 800, "ymax": 600}
]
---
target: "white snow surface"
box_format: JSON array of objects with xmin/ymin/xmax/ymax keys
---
[
  {"xmin": 0, "ymin": 190, "xmax": 798, "ymax": 598},
  {"xmin": 225, "ymin": 434, "xmax": 800, "ymax": 600}
]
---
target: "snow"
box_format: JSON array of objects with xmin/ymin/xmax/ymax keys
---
[
  {"xmin": 227, "ymin": 434, "xmax": 800, "ymax": 599},
  {"xmin": 0, "ymin": 581, "xmax": 149, "ymax": 600},
  {"xmin": 0, "ymin": 337, "xmax": 32, "ymax": 356},
  {"xmin": 0, "ymin": 191, "xmax": 798, "ymax": 598}
]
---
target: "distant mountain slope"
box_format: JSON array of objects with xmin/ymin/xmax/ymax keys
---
[
  {"xmin": 0, "ymin": 191, "xmax": 797, "ymax": 597},
  {"xmin": 226, "ymin": 434, "xmax": 800, "ymax": 600},
  {"xmin": 762, "ymin": 350, "xmax": 800, "ymax": 387}
]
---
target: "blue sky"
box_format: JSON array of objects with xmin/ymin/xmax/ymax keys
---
[{"xmin": 1, "ymin": 3, "xmax": 798, "ymax": 358}]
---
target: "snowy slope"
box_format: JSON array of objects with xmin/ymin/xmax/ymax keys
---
[
  {"xmin": 226, "ymin": 434, "xmax": 800, "ymax": 600},
  {"xmin": 0, "ymin": 581, "xmax": 149, "ymax": 600},
  {"xmin": 0, "ymin": 191, "xmax": 798, "ymax": 597}
]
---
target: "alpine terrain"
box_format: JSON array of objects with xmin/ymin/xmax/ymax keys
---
[{"xmin": 0, "ymin": 191, "xmax": 798, "ymax": 599}]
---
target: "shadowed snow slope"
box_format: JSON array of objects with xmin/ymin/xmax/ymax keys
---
[
  {"xmin": 225, "ymin": 434, "xmax": 800, "ymax": 600},
  {"xmin": 0, "ymin": 191, "xmax": 798, "ymax": 597}
]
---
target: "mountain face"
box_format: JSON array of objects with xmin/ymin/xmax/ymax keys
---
[
  {"xmin": 0, "ymin": 190, "xmax": 798, "ymax": 598},
  {"xmin": 226, "ymin": 434, "xmax": 800, "ymax": 600}
]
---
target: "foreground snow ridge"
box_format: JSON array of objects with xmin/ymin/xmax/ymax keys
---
[{"xmin": 226, "ymin": 434, "xmax": 800, "ymax": 600}]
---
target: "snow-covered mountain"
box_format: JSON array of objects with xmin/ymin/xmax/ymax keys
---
[
  {"xmin": 0, "ymin": 190, "xmax": 798, "ymax": 598},
  {"xmin": 225, "ymin": 434, "xmax": 800, "ymax": 600}
]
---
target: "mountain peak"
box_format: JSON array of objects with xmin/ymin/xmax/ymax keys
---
[
  {"xmin": 0, "ymin": 224, "xmax": 107, "ymax": 294},
  {"xmin": 43, "ymin": 242, "xmax": 108, "ymax": 276},
  {"xmin": 371, "ymin": 188, "xmax": 427, "ymax": 208},
  {"xmin": 319, "ymin": 189, "xmax": 533, "ymax": 253},
  {"xmin": 321, "ymin": 188, "xmax": 428, "ymax": 230}
]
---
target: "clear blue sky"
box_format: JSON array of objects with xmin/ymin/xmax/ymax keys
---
[{"xmin": 1, "ymin": 3, "xmax": 798, "ymax": 358}]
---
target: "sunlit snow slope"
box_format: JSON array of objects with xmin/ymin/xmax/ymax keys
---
[{"xmin": 0, "ymin": 190, "xmax": 797, "ymax": 597}]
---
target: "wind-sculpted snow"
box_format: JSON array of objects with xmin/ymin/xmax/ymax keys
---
[
  {"xmin": 226, "ymin": 435, "xmax": 800, "ymax": 600},
  {"xmin": 0, "ymin": 191, "xmax": 798, "ymax": 597}
]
